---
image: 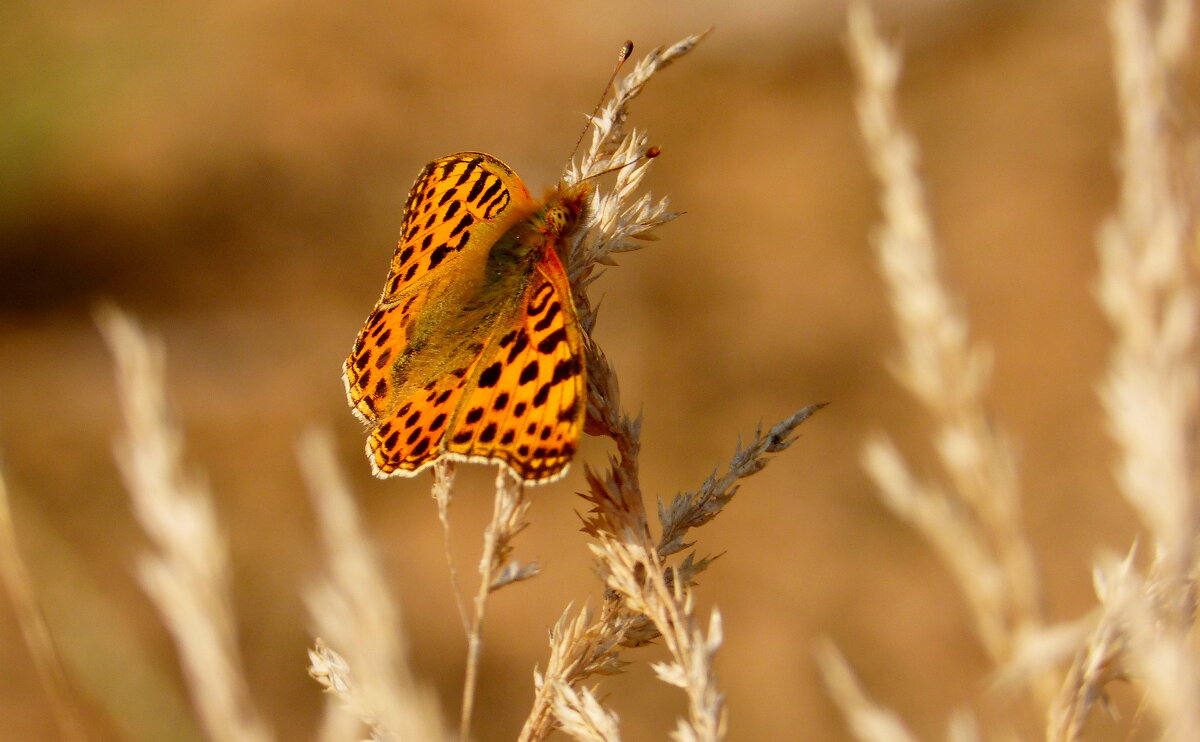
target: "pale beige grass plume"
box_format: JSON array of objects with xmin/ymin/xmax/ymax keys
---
[
  {"xmin": 98, "ymin": 307, "xmax": 274, "ymax": 742},
  {"xmin": 828, "ymin": 2, "xmax": 1200, "ymax": 742},
  {"xmin": 301, "ymin": 428, "xmax": 450, "ymax": 742}
]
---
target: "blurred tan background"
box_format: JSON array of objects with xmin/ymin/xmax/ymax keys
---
[{"xmin": 0, "ymin": 0, "xmax": 1171, "ymax": 740}]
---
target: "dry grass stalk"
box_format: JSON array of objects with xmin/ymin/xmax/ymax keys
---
[
  {"xmin": 1060, "ymin": 550, "xmax": 1200, "ymax": 741},
  {"xmin": 847, "ymin": 0, "xmax": 1045, "ymax": 683},
  {"xmin": 97, "ymin": 306, "xmax": 273, "ymax": 742},
  {"xmin": 1050, "ymin": 0, "xmax": 1199, "ymax": 738},
  {"xmin": 0, "ymin": 463, "xmax": 88, "ymax": 742},
  {"xmin": 1097, "ymin": 0, "xmax": 1198, "ymax": 602},
  {"xmin": 839, "ymin": 2, "xmax": 1200, "ymax": 742},
  {"xmin": 431, "ymin": 462, "xmax": 470, "ymax": 635},
  {"xmin": 300, "ymin": 430, "xmax": 450, "ymax": 742},
  {"xmin": 563, "ymin": 32, "xmax": 707, "ymax": 294},
  {"xmin": 526, "ymin": 407, "xmax": 822, "ymax": 742},
  {"xmin": 459, "ymin": 468, "xmax": 539, "ymax": 741},
  {"xmin": 1097, "ymin": 556, "xmax": 1200, "ymax": 739},
  {"xmin": 593, "ymin": 535, "xmax": 726, "ymax": 742}
]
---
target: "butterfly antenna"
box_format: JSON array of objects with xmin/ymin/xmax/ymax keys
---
[
  {"xmin": 569, "ymin": 40, "xmax": 634, "ymax": 162},
  {"xmin": 581, "ymin": 146, "xmax": 661, "ymax": 182}
]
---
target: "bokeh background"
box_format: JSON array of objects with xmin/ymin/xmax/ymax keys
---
[{"xmin": 0, "ymin": 1, "xmax": 1181, "ymax": 739}]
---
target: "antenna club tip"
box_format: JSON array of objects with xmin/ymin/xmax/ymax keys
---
[
  {"xmin": 645, "ymin": 146, "xmax": 661, "ymax": 159},
  {"xmin": 620, "ymin": 41, "xmax": 634, "ymax": 60}
]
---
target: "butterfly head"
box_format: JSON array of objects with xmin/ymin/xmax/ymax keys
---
[{"xmin": 541, "ymin": 183, "xmax": 591, "ymax": 238}]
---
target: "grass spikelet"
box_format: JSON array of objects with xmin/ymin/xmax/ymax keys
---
[{"xmin": 550, "ymin": 682, "xmax": 623, "ymax": 742}]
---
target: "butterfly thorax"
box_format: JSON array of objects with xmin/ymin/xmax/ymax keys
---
[{"xmin": 483, "ymin": 185, "xmax": 588, "ymax": 289}]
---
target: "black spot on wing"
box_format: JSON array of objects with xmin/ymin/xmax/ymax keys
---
[
  {"xmin": 480, "ymin": 189, "xmax": 509, "ymax": 219},
  {"xmin": 478, "ymin": 361, "xmax": 502, "ymax": 389},
  {"xmin": 551, "ymin": 356, "xmax": 582, "ymax": 383},
  {"xmin": 449, "ymin": 213, "xmax": 474, "ymax": 238},
  {"xmin": 519, "ymin": 360, "xmax": 538, "ymax": 385},
  {"xmin": 466, "ymin": 171, "xmax": 489, "ymax": 201},
  {"xmin": 533, "ymin": 302, "xmax": 561, "ymax": 332},
  {"xmin": 528, "ymin": 283, "xmax": 554, "ymax": 315},
  {"xmin": 455, "ymin": 157, "xmax": 482, "ymax": 186},
  {"xmin": 537, "ymin": 327, "xmax": 568, "ymax": 353},
  {"xmin": 476, "ymin": 177, "xmax": 502, "ymax": 210},
  {"xmin": 506, "ymin": 330, "xmax": 529, "ymax": 363},
  {"xmin": 428, "ymin": 244, "xmax": 452, "ymax": 269}
]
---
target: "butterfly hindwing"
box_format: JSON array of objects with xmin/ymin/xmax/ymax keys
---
[{"xmin": 442, "ymin": 251, "xmax": 586, "ymax": 483}]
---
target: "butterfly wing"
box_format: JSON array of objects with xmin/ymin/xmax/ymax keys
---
[
  {"xmin": 345, "ymin": 153, "xmax": 537, "ymax": 453},
  {"xmin": 358, "ymin": 177, "xmax": 589, "ymax": 484}
]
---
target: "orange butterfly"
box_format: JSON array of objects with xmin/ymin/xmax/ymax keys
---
[{"xmin": 344, "ymin": 153, "xmax": 588, "ymax": 484}]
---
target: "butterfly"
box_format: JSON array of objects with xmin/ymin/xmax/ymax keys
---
[{"xmin": 344, "ymin": 153, "xmax": 589, "ymax": 484}]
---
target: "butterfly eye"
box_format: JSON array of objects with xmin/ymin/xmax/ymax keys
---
[{"xmin": 545, "ymin": 205, "xmax": 570, "ymax": 234}]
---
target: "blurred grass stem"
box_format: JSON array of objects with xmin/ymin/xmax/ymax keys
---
[{"xmin": 0, "ymin": 465, "xmax": 88, "ymax": 742}]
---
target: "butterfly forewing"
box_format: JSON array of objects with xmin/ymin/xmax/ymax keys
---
[
  {"xmin": 344, "ymin": 154, "xmax": 532, "ymax": 424},
  {"xmin": 344, "ymin": 294, "xmax": 431, "ymax": 424},
  {"xmin": 387, "ymin": 153, "xmax": 535, "ymax": 298}
]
